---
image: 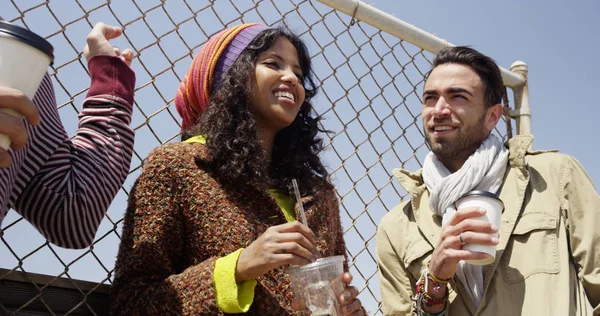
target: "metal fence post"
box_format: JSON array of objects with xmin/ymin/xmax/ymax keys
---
[{"xmin": 509, "ymin": 61, "xmax": 533, "ymax": 149}]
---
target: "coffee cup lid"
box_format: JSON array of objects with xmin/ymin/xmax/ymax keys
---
[
  {"xmin": 0, "ymin": 20, "xmax": 54, "ymax": 64},
  {"xmin": 287, "ymin": 255, "xmax": 345, "ymax": 273}
]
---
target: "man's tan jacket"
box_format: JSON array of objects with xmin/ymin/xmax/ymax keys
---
[{"xmin": 377, "ymin": 135, "xmax": 600, "ymax": 315}]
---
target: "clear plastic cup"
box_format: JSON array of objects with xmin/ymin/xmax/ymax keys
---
[
  {"xmin": 455, "ymin": 190, "xmax": 504, "ymax": 265},
  {"xmin": 0, "ymin": 20, "xmax": 54, "ymax": 150},
  {"xmin": 287, "ymin": 255, "xmax": 345, "ymax": 315}
]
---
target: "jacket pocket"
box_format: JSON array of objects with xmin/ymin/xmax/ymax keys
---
[
  {"xmin": 402, "ymin": 238, "xmax": 433, "ymax": 280},
  {"xmin": 501, "ymin": 212, "xmax": 560, "ymax": 283}
]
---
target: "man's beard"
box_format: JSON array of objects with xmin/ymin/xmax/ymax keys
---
[{"xmin": 425, "ymin": 114, "xmax": 488, "ymax": 161}]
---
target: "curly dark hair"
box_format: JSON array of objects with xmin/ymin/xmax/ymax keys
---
[{"xmin": 182, "ymin": 27, "xmax": 329, "ymax": 195}]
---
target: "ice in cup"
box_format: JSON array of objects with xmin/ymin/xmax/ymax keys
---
[
  {"xmin": 455, "ymin": 190, "xmax": 504, "ymax": 265},
  {"xmin": 0, "ymin": 20, "xmax": 54, "ymax": 150},
  {"xmin": 287, "ymin": 255, "xmax": 345, "ymax": 316}
]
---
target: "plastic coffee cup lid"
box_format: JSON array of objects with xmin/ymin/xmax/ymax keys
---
[
  {"xmin": 288, "ymin": 255, "xmax": 345, "ymax": 273},
  {"xmin": 0, "ymin": 20, "xmax": 54, "ymax": 64}
]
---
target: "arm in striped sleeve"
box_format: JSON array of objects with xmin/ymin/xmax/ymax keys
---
[{"xmin": 12, "ymin": 55, "xmax": 136, "ymax": 249}]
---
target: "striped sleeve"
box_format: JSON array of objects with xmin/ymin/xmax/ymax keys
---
[{"xmin": 10, "ymin": 55, "xmax": 136, "ymax": 249}]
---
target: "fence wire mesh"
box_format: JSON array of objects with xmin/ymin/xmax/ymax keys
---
[{"xmin": 0, "ymin": 0, "xmax": 512, "ymax": 315}]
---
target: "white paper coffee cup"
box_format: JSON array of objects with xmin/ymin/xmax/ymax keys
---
[
  {"xmin": 455, "ymin": 190, "xmax": 504, "ymax": 265},
  {"xmin": 0, "ymin": 20, "xmax": 54, "ymax": 150}
]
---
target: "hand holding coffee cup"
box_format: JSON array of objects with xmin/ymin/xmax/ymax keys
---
[
  {"xmin": 0, "ymin": 21, "xmax": 53, "ymax": 165},
  {"xmin": 428, "ymin": 194, "xmax": 501, "ymax": 280},
  {"xmin": 0, "ymin": 86, "xmax": 41, "ymax": 167},
  {"xmin": 454, "ymin": 191, "xmax": 504, "ymax": 265}
]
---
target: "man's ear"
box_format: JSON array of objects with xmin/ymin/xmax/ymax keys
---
[{"xmin": 485, "ymin": 103, "xmax": 503, "ymax": 132}]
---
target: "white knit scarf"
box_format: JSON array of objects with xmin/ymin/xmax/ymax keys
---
[{"xmin": 422, "ymin": 134, "xmax": 508, "ymax": 306}]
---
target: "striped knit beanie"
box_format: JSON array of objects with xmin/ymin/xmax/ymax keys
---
[{"xmin": 175, "ymin": 23, "xmax": 269, "ymax": 131}]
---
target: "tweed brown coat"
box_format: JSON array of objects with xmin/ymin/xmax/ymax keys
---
[{"xmin": 110, "ymin": 142, "xmax": 348, "ymax": 315}]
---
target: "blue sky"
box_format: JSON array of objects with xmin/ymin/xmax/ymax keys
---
[{"xmin": 1, "ymin": 0, "xmax": 598, "ymax": 315}]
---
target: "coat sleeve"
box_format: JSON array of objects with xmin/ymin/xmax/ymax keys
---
[
  {"xmin": 13, "ymin": 55, "xmax": 135, "ymax": 249},
  {"xmin": 558, "ymin": 156, "xmax": 600, "ymax": 314}
]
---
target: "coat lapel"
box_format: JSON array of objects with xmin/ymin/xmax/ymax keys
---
[
  {"xmin": 414, "ymin": 191, "xmax": 443, "ymax": 251},
  {"xmin": 394, "ymin": 168, "xmax": 443, "ymax": 249}
]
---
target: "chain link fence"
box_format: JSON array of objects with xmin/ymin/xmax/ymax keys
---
[{"xmin": 0, "ymin": 0, "xmax": 514, "ymax": 314}]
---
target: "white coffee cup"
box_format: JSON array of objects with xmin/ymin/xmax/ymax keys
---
[
  {"xmin": 455, "ymin": 190, "xmax": 504, "ymax": 265},
  {"xmin": 0, "ymin": 20, "xmax": 54, "ymax": 150}
]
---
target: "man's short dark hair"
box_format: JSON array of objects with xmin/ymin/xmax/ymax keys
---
[{"xmin": 431, "ymin": 46, "xmax": 505, "ymax": 107}]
